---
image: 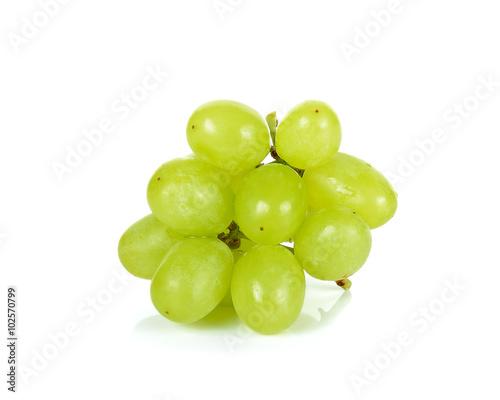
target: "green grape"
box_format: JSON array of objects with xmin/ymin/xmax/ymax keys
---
[
  {"xmin": 276, "ymin": 100, "xmax": 341, "ymax": 169},
  {"xmin": 147, "ymin": 156, "xmax": 234, "ymax": 236},
  {"xmin": 150, "ymin": 238, "xmax": 234, "ymax": 323},
  {"xmin": 234, "ymin": 164, "xmax": 308, "ymax": 245},
  {"xmin": 118, "ymin": 214, "xmax": 184, "ymax": 279},
  {"xmin": 231, "ymin": 245, "xmax": 305, "ymax": 334},
  {"xmin": 303, "ymin": 152, "xmax": 398, "ymax": 229},
  {"xmin": 294, "ymin": 206, "xmax": 372, "ymax": 281},
  {"xmin": 186, "ymin": 100, "xmax": 270, "ymax": 175}
]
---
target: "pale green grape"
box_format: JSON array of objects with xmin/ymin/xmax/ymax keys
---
[
  {"xmin": 294, "ymin": 206, "xmax": 372, "ymax": 281},
  {"xmin": 147, "ymin": 156, "xmax": 234, "ymax": 236},
  {"xmin": 234, "ymin": 164, "xmax": 308, "ymax": 245},
  {"xmin": 186, "ymin": 100, "xmax": 270, "ymax": 175},
  {"xmin": 118, "ymin": 214, "xmax": 184, "ymax": 280},
  {"xmin": 150, "ymin": 238, "xmax": 234, "ymax": 323},
  {"xmin": 303, "ymin": 152, "xmax": 398, "ymax": 229},
  {"xmin": 276, "ymin": 100, "xmax": 341, "ymax": 169},
  {"xmin": 231, "ymin": 245, "xmax": 305, "ymax": 334}
]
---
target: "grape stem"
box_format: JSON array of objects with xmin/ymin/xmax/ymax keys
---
[
  {"xmin": 218, "ymin": 221, "xmax": 249, "ymax": 250},
  {"xmin": 335, "ymin": 278, "xmax": 352, "ymax": 290},
  {"xmin": 266, "ymin": 111, "xmax": 278, "ymax": 147}
]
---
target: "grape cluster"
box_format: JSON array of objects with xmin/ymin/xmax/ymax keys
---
[{"xmin": 118, "ymin": 100, "xmax": 397, "ymax": 335}]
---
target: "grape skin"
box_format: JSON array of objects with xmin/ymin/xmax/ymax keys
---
[
  {"xmin": 150, "ymin": 238, "xmax": 234, "ymax": 323},
  {"xmin": 118, "ymin": 214, "xmax": 184, "ymax": 280},
  {"xmin": 234, "ymin": 164, "xmax": 308, "ymax": 245},
  {"xmin": 303, "ymin": 152, "xmax": 398, "ymax": 229},
  {"xmin": 294, "ymin": 206, "xmax": 372, "ymax": 281},
  {"xmin": 276, "ymin": 100, "xmax": 342, "ymax": 169},
  {"xmin": 147, "ymin": 156, "xmax": 234, "ymax": 236},
  {"xmin": 187, "ymin": 100, "xmax": 270, "ymax": 176},
  {"xmin": 231, "ymin": 245, "xmax": 305, "ymax": 334}
]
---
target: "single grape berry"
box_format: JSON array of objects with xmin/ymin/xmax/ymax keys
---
[
  {"xmin": 150, "ymin": 238, "xmax": 234, "ymax": 323},
  {"xmin": 303, "ymin": 152, "xmax": 398, "ymax": 229},
  {"xmin": 118, "ymin": 214, "xmax": 184, "ymax": 280},
  {"xmin": 276, "ymin": 100, "xmax": 341, "ymax": 169},
  {"xmin": 186, "ymin": 100, "xmax": 270, "ymax": 175},
  {"xmin": 234, "ymin": 164, "xmax": 308, "ymax": 245},
  {"xmin": 294, "ymin": 206, "xmax": 372, "ymax": 281},
  {"xmin": 231, "ymin": 245, "xmax": 306, "ymax": 334},
  {"xmin": 147, "ymin": 156, "xmax": 234, "ymax": 236}
]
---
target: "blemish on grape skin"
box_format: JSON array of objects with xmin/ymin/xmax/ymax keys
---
[
  {"xmin": 165, "ymin": 311, "xmax": 169, "ymax": 314},
  {"xmin": 157, "ymin": 177, "xmax": 161, "ymax": 181},
  {"xmin": 260, "ymin": 227, "xmax": 264, "ymax": 231},
  {"xmin": 315, "ymin": 109, "xmax": 319, "ymax": 113},
  {"xmin": 192, "ymin": 125, "xmax": 195, "ymax": 129}
]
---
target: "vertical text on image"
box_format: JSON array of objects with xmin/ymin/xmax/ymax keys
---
[{"xmin": 7, "ymin": 287, "xmax": 18, "ymax": 393}]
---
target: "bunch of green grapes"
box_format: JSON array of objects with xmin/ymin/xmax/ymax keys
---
[{"xmin": 118, "ymin": 99, "xmax": 397, "ymax": 335}]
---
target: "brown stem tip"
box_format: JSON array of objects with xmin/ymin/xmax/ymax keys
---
[{"xmin": 336, "ymin": 278, "xmax": 352, "ymax": 290}]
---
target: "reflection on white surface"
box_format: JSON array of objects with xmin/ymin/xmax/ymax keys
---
[{"xmin": 132, "ymin": 278, "xmax": 352, "ymax": 352}]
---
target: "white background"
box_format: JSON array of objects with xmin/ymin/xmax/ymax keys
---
[{"xmin": 1, "ymin": 0, "xmax": 500, "ymax": 399}]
